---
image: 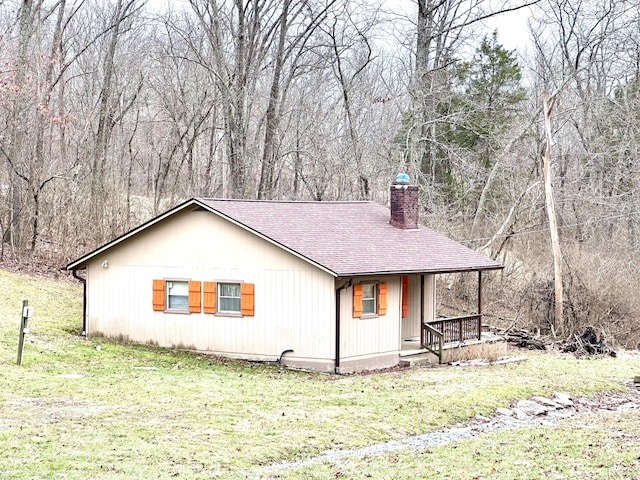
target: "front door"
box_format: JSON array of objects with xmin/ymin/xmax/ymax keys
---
[{"xmin": 400, "ymin": 274, "xmax": 436, "ymax": 346}]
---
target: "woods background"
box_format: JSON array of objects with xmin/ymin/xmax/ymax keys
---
[{"xmin": 2, "ymin": 0, "xmax": 639, "ymax": 346}]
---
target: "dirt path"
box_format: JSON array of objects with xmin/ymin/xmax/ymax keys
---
[{"xmin": 257, "ymin": 385, "xmax": 640, "ymax": 477}]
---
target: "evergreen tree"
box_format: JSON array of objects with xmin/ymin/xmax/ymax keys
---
[
  {"xmin": 433, "ymin": 32, "xmax": 527, "ymax": 210},
  {"xmin": 450, "ymin": 32, "xmax": 526, "ymax": 168}
]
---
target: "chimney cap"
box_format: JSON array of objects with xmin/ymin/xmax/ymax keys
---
[{"xmin": 393, "ymin": 173, "xmax": 410, "ymax": 185}]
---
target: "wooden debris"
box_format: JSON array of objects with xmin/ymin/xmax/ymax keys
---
[
  {"xmin": 503, "ymin": 329, "xmax": 548, "ymax": 350},
  {"xmin": 562, "ymin": 326, "xmax": 616, "ymax": 357},
  {"xmin": 501, "ymin": 326, "xmax": 616, "ymax": 357}
]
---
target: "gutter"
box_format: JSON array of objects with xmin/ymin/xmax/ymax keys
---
[
  {"xmin": 71, "ymin": 269, "xmax": 87, "ymax": 336},
  {"xmin": 334, "ymin": 279, "xmax": 352, "ymax": 375}
]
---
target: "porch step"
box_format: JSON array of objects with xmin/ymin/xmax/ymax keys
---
[
  {"xmin": 400, "ymin": 334, "xmax": 509, "ymax": 367},
  {"xmin": 399, "ymin": 352, "xmax": 440, "ymax": 367}
]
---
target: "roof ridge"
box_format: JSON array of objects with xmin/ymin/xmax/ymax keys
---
[{"xmin": 199, "ymin": 198, "xmax": 374, "ymax": 204}]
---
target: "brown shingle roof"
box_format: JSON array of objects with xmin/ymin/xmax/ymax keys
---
[{"xmin": 198, "ymin": 198, "xmax": 501, "ymax": 277}]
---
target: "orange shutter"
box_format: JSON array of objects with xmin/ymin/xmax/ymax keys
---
[
  {"xmin": 188, "ymin": 280, "xmax": 202, "ymax": 313},
  {"xmin": 203, "ymin": 282, "xmax": 217, "ymax": 314},
  {"xmin": 353, "ymin": 284, "xmax": 363, "ymax": 317},
  {"xmin": 377, "ymin": 282, "xmax": 388, "ymax": 315},
  {"xmin": 240, "ymin": 283, "xmax": 255, "ymax": 316},
  {"xmin": 152, "ymin": 279, "xmax": 165, "ymax": 311},
  {"xmin": 402, "ymin": 276, "xmax": 409, "ymax": 318}
]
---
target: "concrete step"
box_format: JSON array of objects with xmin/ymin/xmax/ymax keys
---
[
  {"xmin": 400, "ymin": 335, "xmax": 508, "ymax": 366},
  {"xmin": 399, "ymin": 352, "xmax": 440, "ymax": 367}
]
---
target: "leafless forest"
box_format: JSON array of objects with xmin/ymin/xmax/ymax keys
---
[{"xmin": 1, "ymin": 0, "xmax": 639, "ymax": 345}]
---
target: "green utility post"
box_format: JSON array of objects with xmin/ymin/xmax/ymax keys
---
[{"xmin": 17, "ymin": 300, "xmax": 33, "ymax": 366}]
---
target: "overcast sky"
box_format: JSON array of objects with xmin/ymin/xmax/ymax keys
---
[
  {"xmin": 485, "ymin": 5, "xmax": 534, "ymax": 53},
  {"xmin": 143, "ymin": 0, "xmax": 534, "ymax": 56}
]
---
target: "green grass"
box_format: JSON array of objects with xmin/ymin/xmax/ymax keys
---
[
  {"xmin": 1, "ymin": 268, "xmax": 639, "ymax": 479},
  {"xmin": 284, "ymin": 411, "xmax": 640, "ymax": 479}
]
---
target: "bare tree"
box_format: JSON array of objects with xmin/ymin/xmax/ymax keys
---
[
  {"xmin": 324, "ymin": 3, "xmax": 377, "ymax": 200},
  {"xmin": 3, "ymin": 0, "xmax": 42, "ymax": 250},
  {"xmin": 257, "ymin": 0, "xmax": 340, "ymax": 199},
  {"xmin": 542, "ymin": 91, "xmax": 564, "ymax": 336},
  {"xmin": 90, "ymin": 0, "xmax": 145, "ymax": 230},
  {"xmin": 186, "ymin": 0, "xmax": 277, "ymax": 198}
]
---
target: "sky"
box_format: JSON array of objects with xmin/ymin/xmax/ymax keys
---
[
  {"xmin": 485, "ymin": 5, "xmax": 535, "ymax": 54},
  {"xmin": 143, "ymin": 0, "xmax": 535, "ymax": 55}
]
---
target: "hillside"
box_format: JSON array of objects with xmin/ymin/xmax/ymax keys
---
[
  {"xmin": 1, "ymin": 269, "xmax": 639, "ymax": 479},
  {"xmin": 3, "ymin": 0, "xmax": 640, "ymax": 353}
]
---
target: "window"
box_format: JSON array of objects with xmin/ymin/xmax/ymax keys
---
[
  {"xmin": 353, "ymin": 282, "xmax": 387, "ymax": 318},
  {"xmin": 219, "ymin": 283, "xmax": 241, "ymax": 313},
  {"xmin": 152, "ymin": 279, "xmax": 254, "ymax": 316},
  {"xmin": 167, "ymin": 281, "xmax": 189, "ymax": 311},
  {"xmin": 153, "ymin": 279, "xmax": 200, "ymax": 313},
  {"xmin": 362, "ymin": 284, "xmax": 376, "ymax": 315}
]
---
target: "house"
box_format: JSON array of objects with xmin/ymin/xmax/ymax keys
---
[{"xmin": 66, "ymin": 177, "xmax": 502, "ymax": 373}]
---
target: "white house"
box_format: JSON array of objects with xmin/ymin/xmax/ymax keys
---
[{"xmin": 67, "ymin": 178, "xmax": 502, "ymax": 373}]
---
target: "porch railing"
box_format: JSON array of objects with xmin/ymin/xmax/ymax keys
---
[
  {"xmin": 422, "ymin": 323, "xmax": 444, "ymax": 364},
  {"xmin": 422, "ymin": 314, "xmax": 482, "ymax": 358}
]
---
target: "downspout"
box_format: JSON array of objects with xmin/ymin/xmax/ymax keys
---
[
  {"xmin": 335, "ymin": 280, "xmax": 352, "ymax": 375},
  {"xmin": 278, "ymin": 349, "xmax": 293, "ymax": 365},
  {"xmin": 71, "ymin": 269, "xmax": 87, "ymax": 336}
]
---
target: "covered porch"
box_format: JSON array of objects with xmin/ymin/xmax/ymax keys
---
[{"xmin": 401, "ymin": 270, "xmax": 504, "ymax": 364}]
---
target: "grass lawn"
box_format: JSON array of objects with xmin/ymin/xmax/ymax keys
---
[{"xmin": 1, "ymin": 268, "xmax": 639, "ymax": 479}]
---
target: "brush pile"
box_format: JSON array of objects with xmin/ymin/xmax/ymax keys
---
[
  {"xmin": 501, "ymin": 325, "xmax": 616, "ymax": 357},
  {"xmin": 562, "ymin": 326, "xmax": 616, "ymax": 357}
]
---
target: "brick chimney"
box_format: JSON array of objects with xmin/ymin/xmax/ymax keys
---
[{"xmin": 390, "ymin": 174, "xmax": 419, "ymax": 230}]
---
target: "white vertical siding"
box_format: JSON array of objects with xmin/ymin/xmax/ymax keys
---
[
  {"xmin": 400, "ymin": 274, "xmax": 436, "ymax": 340},
  {"xmin": 339, "ymin": 277, "xmax": 401, "ymax": 361},
  {"xmin": 85, "ymin": 209, "xmax": 336, "ymax": 364},
  {"xmin": 424, "ymin": 274, "xmax": 436, "ymax": 321}
]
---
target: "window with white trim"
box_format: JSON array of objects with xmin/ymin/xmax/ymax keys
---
[
  {"xmin": 152, "ymin": 279, "xmax": 254, "ymax": 316},
  {"xmin": 167, "ymin": 280, "xmax": 189, "ymax": 311},
  {"xmin": 218, "ymin": 282, "xmax": 241, "ymax": 313},
  {"xmin": 362, "ymin": 284, "xmax": 376, "ymax": 315}
]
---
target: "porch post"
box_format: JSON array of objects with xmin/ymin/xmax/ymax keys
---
[
  {"xmin": 477, "ymin": 271, "xmax": 483, "ymax": 340},
  {"xmin": 478, "ymin": 270, "xmax": 482, "ymax": 315}
]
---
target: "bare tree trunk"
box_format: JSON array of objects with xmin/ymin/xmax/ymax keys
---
[
  {"xmin": 542, "ymin": 91, "xmax": 564, "ymax": 337},
  {"xmin": 415, "ymin": 0, "xmax": 433, "ymax": 181},
  {"xmin": 7, "ymin": 0, "xmax": 40, "ymax": 249},
  {"xmin": 30, "ymin": 0, "xmax": 66, "ymax": 251},
  {"xmin": 472, "ymin": 112, "xmax": 539, "ymax": 233},
  {"xmin": 190, "ymin": 0, "xmax": 253, "ymax": 199},
  {"xmin": 257, "ymin": 0, "xmax": 290, "ymax": 200},
  {"xmin": 328, "ymin": 10, "xmax": 373, "ymax": 200},
  {"xmin": 204, "ymin": 105, "xmax": 220, "ymax": 196},
  {"xmin": 91, "ymin": 0, "xmax": 139, "ymax": 228},
  {"xmin": 293, "ymin": 123, "xmax": 302, "ymax": 198}
]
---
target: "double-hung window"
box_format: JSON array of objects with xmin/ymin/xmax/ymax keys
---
[
  {"xmin": 353, "ymin": 282, "xmax": 387, "ymax": 318},
  {"xmin": 167, "ymin": 280, "xmax": 189, "ymax": 311},
  {"xmin": 218, "ymin": 283, "xmax": 241, "ymax": 313},
  {"xmin": 361, "ymin": 284, "xmax": 377, "ymax": 315}
]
